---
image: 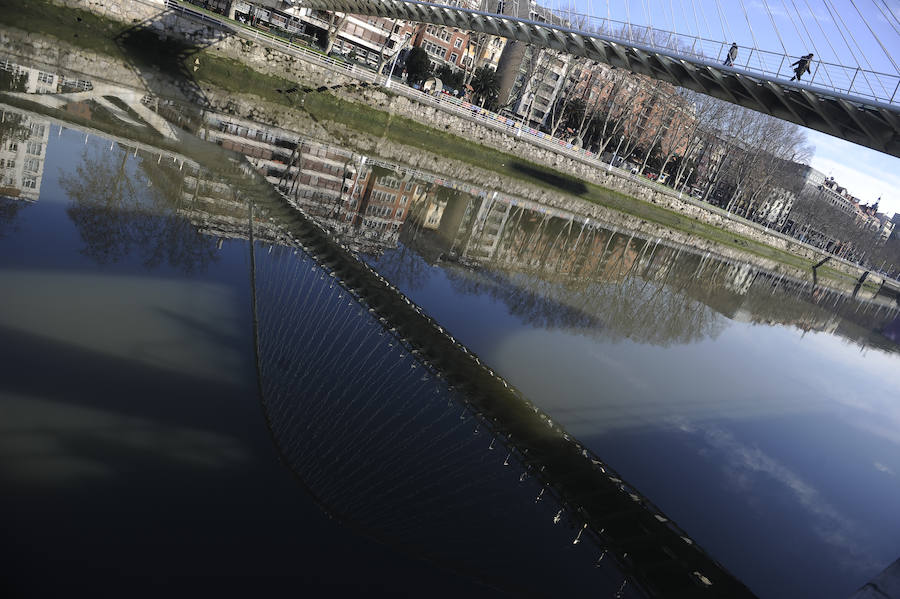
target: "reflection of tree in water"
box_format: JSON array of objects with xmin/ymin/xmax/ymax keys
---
[
  {"xmin": 367, "ymin": 240, "xmax": 431, "ymax": 291},
  {"xmin": 0, "ymin": 111, "xmax": 29, "ymax": 149},
  {"xmin": 442, "ymin": 253, "xmax": 726, "ymax": 347},
  {"xmin": 60, "ymin": 145, "xmax": 217, "ymax": 273},
  {"xmin": 0, "ymin": 196, "xmax": 27, "ymax": 239},
  {"xmin": 431, "ymin": 206, "xmax": 728, "ymax": 346}
]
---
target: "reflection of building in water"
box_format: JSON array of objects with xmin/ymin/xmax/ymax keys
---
[
  {"xmin": 356, "ymin": 169, "xmax": 420, "ymax": 238},
  {"xmin": 400, "ymin": 185, "xmax": 896, "ymax": 349},
  {"xmin": 0, "ymin": 58, "xmax": 93, "ymax": 94},
  {"xmin": 186, "ymin": 116, "xmax": 900, "ymax": 351},
  {"xmin": 167, "ymin": 165, "xmax": 290, "ymax": 247},
  {"xmin": 203, "ymin": 115, "xmax": 420, "ymax": 254},
  {"xmin": 722, "ymin": 263, "xmax": 756, "ymax": 295},
  {"xmin": 0, "ymin": 109, "xmax": 51, "ymax": 201}
]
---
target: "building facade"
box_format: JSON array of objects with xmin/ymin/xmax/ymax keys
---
[{"xmin": 0, "ymin": 109, "xmax": 51, "ymax": 202}]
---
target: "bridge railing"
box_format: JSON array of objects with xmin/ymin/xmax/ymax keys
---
[
  {"xmin": 475, "ymin": 1, "xmax": 900, "ymax": 105},
  {"xmin": 507, "ymin": 5, "xmax": 900, "ymax": 105}
]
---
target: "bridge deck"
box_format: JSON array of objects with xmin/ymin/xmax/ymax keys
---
[{"xmin": 299, "ymin": 0, "xmax": 900, "ymax": 157}]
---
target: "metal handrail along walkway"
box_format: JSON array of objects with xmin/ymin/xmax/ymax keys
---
[{"xmin": 296, "ymin": 0, "xmax": 900, "ymax": 157}]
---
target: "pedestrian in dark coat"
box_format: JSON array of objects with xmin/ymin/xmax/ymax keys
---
[
  {"xmin": 790, "ymin": 53, "xmax": 813, "ymax": 81},
  {"xmin": 723, "ymin": 43, "xmax": 738, "ymax": 67}
]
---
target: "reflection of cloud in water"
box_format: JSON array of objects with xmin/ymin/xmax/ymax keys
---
[
  {"xmin": 797, "ymin": 331, "xmax": 900, "ymax": 450},
  {"xmin": 874, "ymin": 462, "xmax": 895, "ymax": 476},
  {"xmin": 490, "ymin": 325, "xmax": 832, "ymax": 436},
  {"xmin": 678, "ymin": 419, "xmax": 880, "ymax": 573},
  {"xmin": 0, "ymin": 270, "xmax": 244, "ymax": 383},
  {"xmin": 0, "ymin": 393, "xmax": 248, "ymax": 485}
]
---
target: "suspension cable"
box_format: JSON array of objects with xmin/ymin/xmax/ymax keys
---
[
  {"xmin": 788, "ymin": 0, "xmax": 836, "ymax": 87},
  {"xmin": 761, "ymin": 0, "xmax": 788, "ymax": 54},
  {"xmin": 873, "ymin": 0, "xmax": 900, "ymax": 38},
  {"xmin": 737, "ymin": 0, "xmax": 763, "ymax": 68},
  {"xmin": 692, "ymin": 0, "xmax": 712, "ymax": 41},
  {"xmin": 670, "ymin": 0, "xmax": 677, "ymax": 37},
  {"xmin": 822, "ymin": 0, "xmax": 890, "ymax": 96},
  {"xmin": 848, "ymin": 0, "xmax": 900, "ymax": 72},
  {"xmin": 713, "ymin": 0, "xmax": 734, "ymax": 46},
  {"xmin": 678, "ymin": 0, "xmax": 693, "ymax": 40},
  {"xmin": 878, "ymin": 0, "xmax": 900, "ymax": 30},
  {"xmin": 781, "ymin": 0, "xmax": 812, "ymax": 51},
  {"xmin": 819, "ymin": 0, "xmax": 867, "ymax": 69}
]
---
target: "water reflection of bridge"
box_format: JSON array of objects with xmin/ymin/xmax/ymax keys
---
[
  {"xmin": 242, "ymin": 158, "xmax": 900, "ymax": 596},
  {"xmin": 30, "ymin": 99, "xmax": 900, "ymax": 596},
  {"xmin": 248, "ymin": 184, "xmax": 758, "ymax": 598}
]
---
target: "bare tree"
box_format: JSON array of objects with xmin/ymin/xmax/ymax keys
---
[
  {"xmin": 546, "ymin": 56, "xmax": 582, "ymax": 138},
  {"xmin": 324, "ymin": 12, "xmax": 349, "ymax": 54}
]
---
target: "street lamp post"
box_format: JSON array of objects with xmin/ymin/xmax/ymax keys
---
[
  {"xmin": 385, "ymin": 33, "xmax": 411, "ymax": 89},
  {"xmin": 608, "ymin": 136, "xmax": 625, "ymax": 172}
]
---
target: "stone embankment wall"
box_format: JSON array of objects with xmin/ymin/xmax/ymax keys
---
[
  {"xmin": 36, "ymin": 0, "xmax": 878, "ymax": 285},
  {"xmin": 198, "ymin": 90, "xmax": 829, "ymax": 287},
  {"xmin": 0, "ymin": 28, "xmax": 143, "ymax": 88},
  {"xmin": 49, "ymin": 0, "xmax": 360, "ymax": 89}
]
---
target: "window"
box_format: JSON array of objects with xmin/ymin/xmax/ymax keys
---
[
  {"xmin": 376, "ymin": 176, "xmax": 401, "ymax": 189},
  {"xmin": 22, "ymin": 175, "xmax": 36, "ymax": 189},
  {"xmin": 449, "ymin": 53, "xmax": 458, "ymax": 63},
  {"xmin": 497, "ymin": 1, "xmax": 506, "ymax": 13},
  {"xmin": 29, "ymin": 123, "xmax": 45, "ymax": 137},
  {"xmin": 37, "ymin": 72, "xmax": 54, "ymax": 84},
  {"xmin": 454, "ymin": 38, "xmax": 462, "ymax": 48},
  {"xmin": 5, "ymin": 159, "xmax": 14, "ymax": 169},
  {"xmin": 7, "ymin": 142, "xmax": 17, "ymax": 151},
  {"xmin": 421, "ymin": 40, "xmax": 444, "ymax": 59},
  {"xmin": 23, "ymin": 158, "xmax": 39, "ymax": 172}
]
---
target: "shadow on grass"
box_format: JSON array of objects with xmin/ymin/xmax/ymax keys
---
[{"xmin": 509, "ymin": 162, "xmax": 588, "ymax": 195}]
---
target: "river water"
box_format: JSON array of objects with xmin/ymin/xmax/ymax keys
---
[{"xmin": 1, "ymin": 78, "xmax": 899, "ymax": 598}]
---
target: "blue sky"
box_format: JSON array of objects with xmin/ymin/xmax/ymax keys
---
[{"xmin": 559, "ymin": 0, "xmax": 900, "ymax": 216}]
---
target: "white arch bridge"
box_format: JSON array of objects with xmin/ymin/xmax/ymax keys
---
[{"xmin": 297, "ymin": 0, "xmax": 900, "ymax": 157}]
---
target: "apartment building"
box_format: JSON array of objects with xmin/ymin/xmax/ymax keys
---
[
  {"xmin": 0, "ymin": 110, "xmax": 51, "ymax": 202},
  {"xmin": 413, "ymin": 24, "xmax": 470, "ymax": 70}
]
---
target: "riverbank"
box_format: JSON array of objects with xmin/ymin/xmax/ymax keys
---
[{"xmin": 1, "ymin": 0, "xmax": 887, "ymax": 291}]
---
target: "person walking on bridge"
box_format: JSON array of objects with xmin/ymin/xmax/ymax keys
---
[
  {"xmin": 723, "ymin": 43, "xmax": 738, "ymax": 67},
  {"xmin": 790, "ymin": 53, "xmax": 814, "ymax": 81}
]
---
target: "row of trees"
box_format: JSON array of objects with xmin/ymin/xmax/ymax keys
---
[
  {"xmin": 518, "ymin": 52, "xmax": 809, "ymax": 199},
  {"xmin": 513, "ymin": 49, "xmax": 900, "ymax": 274},
  {"xmin": 401, "ymin": 47, "xmax": 501, "ymax": 108}
]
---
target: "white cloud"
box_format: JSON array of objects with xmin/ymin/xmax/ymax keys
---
[
  {"xmin": 874, "ymin": 462, "xmax": 895, "ymax": 476},
  {"xmin": 687, "ymin": 422, "xmax": 881, "ymax": 572},
  {"xmin": 806, "ymin": 130, "xmax": 900, "ymax": 217}
]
